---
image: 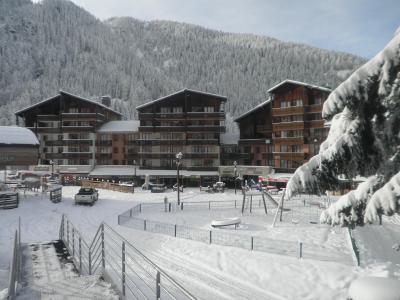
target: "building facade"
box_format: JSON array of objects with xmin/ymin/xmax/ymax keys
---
[
  {"xmin": 235, "ymin": 80, "xmax": 331, "ymax": 173},
  {"xmin": 234, "ymin": 99, "xmax": 273, "ymax": 166},
  {"xmin": 15, "ymin": 91, "xmax": 122, "ymax": 171},
  {"xmin": 136, "ymin": 89, "xmax": 227, "ymax": 171}
]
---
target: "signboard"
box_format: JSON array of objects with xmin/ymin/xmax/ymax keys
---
[{"xmin": 219, "ymin": 165, "xmax": 273, "ymax": 177}]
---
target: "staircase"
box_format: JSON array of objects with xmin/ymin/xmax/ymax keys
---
[{"xmin": 17, "ymin": 241, "xmax": 118, "ymax": 299}]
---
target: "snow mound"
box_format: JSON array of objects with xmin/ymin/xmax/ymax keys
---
[{"xmin": 348, "ymin": 277, "xmax": 400, "ymax": 300}]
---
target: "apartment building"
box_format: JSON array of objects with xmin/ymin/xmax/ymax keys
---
[
  {"xmin": 136, "ymin": 89, "xmax": 227, "ymax": 171},
  {"xmin": 15, "ymin": 91, "xmax": 121, "ymax": 173},
  {"xmin": 235, "ymin": 80, "xmax": 331, "ymax": 173},
  {"xmin": 96, "ymin": 121, "xmax": 140, "ymax": 165},
  {"xmin": 234, "ymin": 99, "xmax": 273, "ymax": 166}
]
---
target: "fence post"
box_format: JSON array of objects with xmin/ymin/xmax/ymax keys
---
[
  {"xmin": 169, "ymin": 203, "xmax": 171, "ymax": 212},
  {"xmin": 181, "ymin": 202, "xmax": 183, "ymax": 210},
  {"xmin": 139, "ymin": 203, "xmax": 142, "ymax": 213},
  {"xmin": 299, "ymin": 242, "xmax": 303, "ymax": 258},
  {"xmin": 122, "ymin": 241, "xmax": 126, "ymax": 297},
  {"xmin": 101, "ymin": 223, "xmax": 105, "ymax": 269},
  {"xmin": 251, "ymin": 236, "xmax": 254, "ymax": 251},
  {"xmin": 235, "ymin": 200, "xmax": 237, "ymax": 208},
  {"xmin": 144, "ymin": 219, "xmax": 147, "ymax": 231},
  {"xmin": 89, "ymin": 250, "xmax": 92, "ymax": 275},
  {"xmin": 174, "ymin": 224, "xmax": 177, "ymax": 237},
  {"xmin": 72, "ymin": 227, "xmax": 75, "ymax": 257},
  {"xmin": 130, "ymin": 209, "xmax": 132, "ymax": 217},
  {"xmin": 209, "ymin": 201, "xmax": 211, "ymax": 210},
  {"xmin": 67, "ymin": 218, "xmax": 70, "ymax": 245},
  {"xmin": 156, "ymin": 271, "xmax": 161, "ymax": 300},
  {"xmin": 209, "ymin": 230, "xmax": 212, "ymax": 244},
  {"xmin": 79, "ymin": 237, "xmax": 82, "ymax": 274}
]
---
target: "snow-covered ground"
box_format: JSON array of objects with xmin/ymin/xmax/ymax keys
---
[{"xmin": 0, "ymin": 186, "xmax": 398, "ymax": 299}]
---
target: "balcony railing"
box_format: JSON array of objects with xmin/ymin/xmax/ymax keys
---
[
  {"xmin": 61, "ymin": 113, "xmax": 105, "ymax": 121},
  {"xmin": 61, "ymin": 125, "xmax": 94, "ymax": 132},
  {"xmin": 304, "ymin": 104, "xmax": 323, "ymax": 113},
  {"xmin": 44, "ymin": 140, "xmax": 64, "ymax": 147},
  {"xmin": 37, "ymin": 114, "xmax": 59, "ymax": 121},
  {"xmin": 63, "ymin": 152, "xmax": 93, "ymax": 159},
  {"xmin": 305, "ymin": 120, "xmax": 325, "ymax": 128},
  {"xmin": 272, "ymin": 106, "xmax": 304, "ymax": 116},
  {"xmin": 28, "ymin": 127, "xmax": 60, "ymax": 133},
  {"xmin": 64, "ymin": 139, "xmax": 93, "ymax": 146},
  {"xmin": 186, "ymin": 139, "xmax": 219, "ymax": 145},
  {"xmin": 272, "ymin": 136, "xmax": 305, "ymax": 145},
  {"xmin": 272, "ymin": 121, "xmax": 304, "ymax": 131}
]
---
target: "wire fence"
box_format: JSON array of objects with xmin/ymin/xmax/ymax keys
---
[
  {"xmin": 60, "ymin": 215, "xmax": 197, "ymax": 300},
  {"xmin": 118, "ymin": 197, "xmax": 351, "ymax": 264}
]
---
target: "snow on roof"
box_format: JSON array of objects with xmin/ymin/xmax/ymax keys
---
[
  {"xmin": 136, "ymin": 88, "xmax": 227, "ymax": 110},
  {"xmin": 267, "ymin": 79, "xmax": 332, "ymax": 93},
  {"xmin": 0, "ymin": 126, "xmax": 39, "ymax": 145},
  {"xmin": 97, "ymin": 121, "xmax": 140, "ymax": 133},
  {"xmin": 89, "ymin": 166, "xmax": 218, "ymax": 177},
  {"xmin": 220, "ymin": 132, "xmax": 239, "ymax": 144},
  {"xmin": 234, "ymin": 98, "xmax": 272, "ymax": 122},
  {"xmin": 15, "ymin": 90, "xmax": 122, "ymax": 116}
]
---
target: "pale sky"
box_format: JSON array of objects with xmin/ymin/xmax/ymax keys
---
[{"xmin": 37, "ymin": 0, "xmax": 400, "ymax": 58}]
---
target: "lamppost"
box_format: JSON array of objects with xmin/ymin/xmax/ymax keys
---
[
  {"xmin": 49, "ymin": 160, "xmax": 54, "ymax": 177},
  {"xmin": 176, "ymin": 152, "xmax": 183, "ymax": 205},
  {"xmin": 133, "ymin": 159, "xmax": 137, "ymax": 186},
  {"xmin": 234, "ymin": 161, "xmax": 237, "ymax": 194}
]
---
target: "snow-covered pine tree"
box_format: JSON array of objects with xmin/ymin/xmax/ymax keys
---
[{"xmin": 285, "ymin": 27, "xmax": 400, "ymax": 226}]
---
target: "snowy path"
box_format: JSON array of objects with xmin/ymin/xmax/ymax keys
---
[{"xmin": 18, "ymin": 242, "xmax": 118, "ymax": 299}]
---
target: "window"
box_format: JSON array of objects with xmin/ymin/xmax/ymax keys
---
[
  {"xmin": 280, "ymin": 101, "xmax": 288, "ymax": 108},
  {"xmin": 57, "ymin": 160, "xmax": 63, "ymax": 165},
  {"xmin": 172, "ymin": 106, "xmax": 183, "ymax": 113},
  {"xmin": 58, "ymin": 135, "xmax": 63, "ymax": 141},
  {"xmin": 256, "ymin": 147, "xmax": 260, "ymax": 154},
  {"xmin": 113, "ymin": 147, "xmax": 118, "ymax": 154},
  {"xmin": 204, "ymin": 106, "xmax": 214, "ymax": 112},
  {"xmin": 58, "ymin": 147, "xmax": 63, "ymax": 154},
  {"xmin": 113, "ymin": 135, "xmax": 119, "ymax": 141}
]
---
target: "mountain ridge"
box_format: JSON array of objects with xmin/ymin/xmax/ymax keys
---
[{"xmin": 0, "ymin": 0, "xmax": 366, "ymax": 129}]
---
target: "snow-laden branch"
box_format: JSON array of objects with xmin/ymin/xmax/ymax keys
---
[
  {"xmin": 364, "ymin": 171, "xmax": 400, "ymax": 223},
  {"xmin": 320, "ymin": 176, "xmax": 381, "ymax": 226}
]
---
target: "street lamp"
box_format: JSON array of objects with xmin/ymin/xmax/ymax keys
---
[
  {"xmin": 49, "ymin": 160, "xmax": 54, "ymax": 177},
  {"xmin": 234, "ymin": 161, "xmax": 237, "ymax": 194},
  {"xmin": 133, "ymin": 159, "xmax": 137, "ymax": 185},
  {"xmin": 176, "ymin": 152, "xmax": 183, "ymax": 205}
]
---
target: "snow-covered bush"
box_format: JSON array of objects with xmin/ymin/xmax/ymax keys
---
[{"xmin": 286, "ymin": 27, "xmax": 400, "ymax": 226}]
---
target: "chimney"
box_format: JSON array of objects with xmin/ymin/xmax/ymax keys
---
[{"xmin": 101, "ymin": 96, "xmax": 111, "ymax": 107}]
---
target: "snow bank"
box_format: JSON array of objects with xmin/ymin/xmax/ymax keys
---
[
  {"xmin": 348, "ymin": 277, "xmax": 400, "ymax": 300},
  {"xmin": 364, "ymin": 172, "xmax": 400, "ymax": 223}
]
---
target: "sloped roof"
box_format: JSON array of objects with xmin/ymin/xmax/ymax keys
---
[
  {"xmin": 97, "ymin": 121, "xmax": 140, "ymax": 133},
  {"xmin": 15, "ymin": 90, "xmax": 122, "ymax": 116},
  {"xmin": 234, "ymin": 98, "xmax": 272, "ymax": 122},
  {"xmin": 267, "ymin": 79, "xmax": 332, "ymax": 93},
  {"xmin": 136, "ymin": 88, "xmax": 227, "ymax": 110},
  {"xmin": 0, "ymin": 126, "xmax": 39, "ymax": 145}
]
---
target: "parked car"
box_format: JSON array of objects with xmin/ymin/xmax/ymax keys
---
[{"xmin": 74, "ymin": 188, "xmax": 98, "ymax": 205}]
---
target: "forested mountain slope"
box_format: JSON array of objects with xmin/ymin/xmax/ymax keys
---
[{"xmin": 0, "ymin": 0, "xmax": 366, "ymax": 128}]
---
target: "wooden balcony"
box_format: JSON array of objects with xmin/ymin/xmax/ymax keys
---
[
  {"xmin": 64, "ymin": 139, "xmax": 93, "ymax": 146},
  {"xmin": 272, "ymin": 106, "xmax": 304, "ymax": 116},
  {"xmin": 96, "ymin": 140, "xmax": 112, "ymax": 146},
  {"xmin": 273, "ymin": 137, "xmax": 304, "ymax": 145},
  {"xmin": 28, "ymin": 127, "xmax": 61, "ymax": 134},
  {"xmin": 272, "ymin": 121, "xmax": 304, "ymax": 131},
  {"xmin": 305, "ymin": 104, "xmax": 323, "ymax": 114},
  {"xmin": 42, "ymin": 153, "xmax": 64, "ymax": 159},
  {"xmin": 61, "ymin": 126, "xmax": 95, "ymax": 133},
  {"xmin": 136, "ymin": 139, "xmax": 186, "ymax": 146},
  {"xmin": 186, "ymin": 139, "xmax": 219, "ymax": 145},
  {"xmin": 61, "ymin": 113, "xmax": 105, "ymax": 121},
  {"xmin": 261, "ymin": 152, "xmax": 274, "ymax": 159},
  {"xmin": 139, "ymin": 126, "xmax": 225, "ymax": 133},
  {"xmin": 96, "ymin": 153, "xmax": 112, "ymax": 159},
  {"xmin": 305, "ymin": 120, "xmax": 325, "ymax": 128},
  {"xmin": 63, "ymin": 152, "xmax": 93, "ymax": 159},
  {"xmin": 37, "ymin": 115, "xmax": 59, "ymax": 121},
  {"xmin": 44, "ymin": 140, "xmax": 64, "ymax": 147},
  {"xmin": 272, "ymin": 152, "xmax": 305, "ymax": 160},
  {"xmin": 184, "ymin": 153, "xmax": 219, "ymax": 159},
  {"xmin": 186, "ymin": 112, "xmax": 225, "ymax": 120}
]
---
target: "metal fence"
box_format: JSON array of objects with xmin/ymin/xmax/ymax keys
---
[
  {"xmin": 60, "ymin": 214, "xmax": 196, "ymax": 300},
  {"xmin": 118, "ymin": 199, "xmax": 349, "ymax": 264}
]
